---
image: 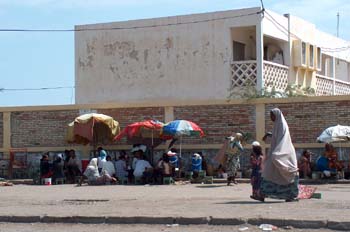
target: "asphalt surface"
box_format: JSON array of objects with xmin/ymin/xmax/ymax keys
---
[
  {"xmin": 0, "ymin": 183, "xmax": 349, "ymax": 230},
  {"xmin": 0, "ymin": 223, "xmax": 337, "ymax": 232}
]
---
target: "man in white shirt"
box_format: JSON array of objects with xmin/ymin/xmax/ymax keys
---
[
  {"xmin": 115, "ymin": 154, "xmax": 128, "ymax": 179},
  {"xmin": 102, "ymin": 155, "xmax": 116, "ymax": 177},
  {"xmin": 133, "ymin": 155, "xmax": 152, "ymax": 178}
]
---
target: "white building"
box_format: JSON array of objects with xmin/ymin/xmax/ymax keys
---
[{"xmin": 75, "ymin": 7, "xmax": 350, "ymax": 104}]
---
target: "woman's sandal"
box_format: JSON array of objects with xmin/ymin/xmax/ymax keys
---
[
  {"xmin": 285, "ymin": 198, "xmax": 299, "ymax": 202},
  {"xmin": 250, "ymin": 195, "xmax": 265, "ymax": 202}
]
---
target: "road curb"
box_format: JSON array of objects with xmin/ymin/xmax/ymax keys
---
[
  {"xmin": 327, "ymin": 221, "xmax": 350, "ymax": 231},
  {"xmin": 0, "ymin": 215, "xmax": 349, "ymax": 230},
  {"xmin": 209, "ymin": 217, "xmax": 246, "ymax": 225},
  {"xmin": 106, "ymin": 216, "xmax": 174, "ymax": 224}
]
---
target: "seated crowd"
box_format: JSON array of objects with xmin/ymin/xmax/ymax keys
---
[
  {"xmin": 40, "ymin": 145, "xmax": 209, "ymax": 186},
  {"xmin": 39, "ymin": 142, "xmax": 349, "ymax": 185},
  {"xmin": 298, "ymin": 143, "xmax": 347, "ymax": 179},
  {"xmin": 40, "ymin": 149, "xmax": 82, "ymax": 184}
]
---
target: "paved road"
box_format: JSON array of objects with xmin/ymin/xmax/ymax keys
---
[
  {"xmin": 0, "ymin": 183, "xmax": 349, "ymax": 222},
  {"xmin": 0, "ymin": 223, "xmax": 337, "ymax": 232}
]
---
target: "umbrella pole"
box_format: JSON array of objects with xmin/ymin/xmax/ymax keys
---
[
  {"xmin": 179, "ymin": 136, "xmax": 182, "ymax": 158},
  {"xmin": 179, "ymin": 135, "xmax": 182, "ymax": 178},
  {"xmin": 151, "ymin": 131, "xmax": 154, "ymax": 165}
]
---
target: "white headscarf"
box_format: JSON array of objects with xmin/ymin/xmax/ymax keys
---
[
  {"xmin": 87, "ymin": 158, "xmax": 98, "ymax": 170},
  {"xmin": 262, "ymin": 108, "xmax": 298, "ymax": 185}
]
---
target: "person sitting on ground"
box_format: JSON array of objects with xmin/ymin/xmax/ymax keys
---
[
  {"xmin": 167, "ymin": 149, "xmax": 179, "ymax": 176},
  {"xmin": 191, "ymin": 153, "xmax": 202, "ymax": 179},
  {"xmin": 115, "ymin": 154, "xmax": 128, "ymax": 180},
  {"xmin": 133, "ymin": 152, "xmax": 153, "ymax": 184},
  {"xmin": 161, "ymin": 154, "xmax": 172, "ymax": 178},
  {"xmin": 66, "ymin": 149, "xmax": 82, "ymax": 183},
  {"xmin": 63, "ymin": 149, "xmax": 70, "ymax": 171},
  {"xmin": 216, "ymin": 164, "xmax": 225, "ymax": 178},
  {"xmin": 97, "ymin": 147, "xmax": 107, "ymax": 173},
  {"xmin": 79, "ymin": 158, "xmax": 116, "ymax": 186},
  {"xmin": 324, "ymin": 143, "xmax": 344, "ymax": 172},
  {"xmin": 102, "ymin": 155, "xmax": 116, "ymax": 177},
  {"xmin": 298, "ymin": 150, "xmax": 312, "ymax": 179},
  {"xmin": 156, "ymin": 153, "xmax": 172, "ymax": 184},
  {"xmin": 40, "ymin": 153, "xmax": 52, "ymax": 179},
  {"xmin": 198, "ymin": 152, "xmax": 208, "ymax": 174},
  {"xmin": 154, "ymin": 155, "xmax": 165, "ymax": 184},
  {"xmin": 52, "ymin": 153, "xmax": 65, "ymax": 183},
  {"xmin": 250, "ymin": 141, "xmax": 264, "ymax": 201}
]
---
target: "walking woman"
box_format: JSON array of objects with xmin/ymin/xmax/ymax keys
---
[
  {"xmin": 259, "ymin": 108, "xmax": 299, "ymax": 202},
  {"xmin": 226, "ymin": 133, "xmax": 244, "ymax": 186}
]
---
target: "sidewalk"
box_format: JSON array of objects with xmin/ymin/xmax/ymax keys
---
[{"xmin": 0, "ymin": 183, "xmax": 349, "ymax": 230}]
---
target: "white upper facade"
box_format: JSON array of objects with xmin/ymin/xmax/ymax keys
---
[{"xmin": 75, "ymin": 7, "xmax": 350, "ymax": 104}]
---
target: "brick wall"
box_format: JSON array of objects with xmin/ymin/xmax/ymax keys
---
[
  {"xmin": 11, "ymin": 110, "xmax": 79, "ymax": 147},
  {"xmin": 0, "ymin": 113, "xmax": 3, "ymax": 148},
  {"xmin": 5, "ymin": 99, "xmax": 350, "ymax": 149},
  {"xmin": 174, "ymin": 105, "xmax": 256, "ymax": 144},
  {"xmin": 265, "ymin": 101, "xmax": 350, "ymax": 144},
  {"xmin": 98, "ymin": 107, "xmax": 165, "ymax": 145}
]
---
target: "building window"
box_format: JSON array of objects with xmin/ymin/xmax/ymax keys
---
[
  {"xmin": 317, "ymin": 47, "xmax": 321, "ymax": 70},
  {"xmin": 233, "ymin": 41, "xmax": 245, "ymax": 61},
  {"xmin": 309, "ymin": 45, "xmax": 314, "ymax": 68},
  {"xmin": 302, "ymin": 42, "xmax": 306, "ymax": 65}
]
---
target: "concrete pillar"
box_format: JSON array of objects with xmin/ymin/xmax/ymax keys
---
[
  {"xmin": 256, "ymin": 16, "xmax": 264, "ymax": 92},
  {"xmin": 332, "ymin": 56, "xmax": 336, "ymax": 95},
  {"xmin": 164, "ymin": 106, "xmax": 174, "ymax": 150},
  {"xmin": 164, "ymin": 106, "xmax": 174, "ymax": 122},
  {"xmin": 3, "ymin": 112, "xmax": 11, "ymax": 159},
  {"xmin": 255, "ymin": 103, "xmax": 266, "ymax": 151}
]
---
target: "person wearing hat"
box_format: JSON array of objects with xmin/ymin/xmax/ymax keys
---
[
  {"xmin": 191, "ymin": 153, "xmax": 202, "ymax": 179},
  {"xmin": 225, "ymin": 133, "xmax": 244, "ymax": 186},
  {"xmin": 167, "ymin": 150, "xmax": 179, "ymax": 169},
  {"xmin": 250, "ymin": 141, "xmax": 264, "ymax": 201},
  {"xmin": 52, "ymin": 153, "xmax": 65, "ymax": 183}
]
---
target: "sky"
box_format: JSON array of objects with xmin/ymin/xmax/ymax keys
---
[{"xmin": 1, "ymin": 0, "xmax": 350, "ymax": 107}]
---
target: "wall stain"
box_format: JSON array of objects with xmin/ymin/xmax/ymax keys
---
[
  {"xmin": 164, "ymin": 37, "xmax": 173, "ymax": 49},
  {"xmin": 79, "ymin": 39, "xmax": 97, "ymax": 68},
  {"xmin": 129, "ymin": 50, "xmax": 139, "ymax": 61},
  {"xmin": 79, "ymin": 55, "xmax": 94, "ymax": 68},
  {"xmin": 143, "ymin": 49, "xmax": 149, "ymax": 64}
]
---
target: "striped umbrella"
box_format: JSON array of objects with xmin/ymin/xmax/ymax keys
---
[
  {"xmin": 161, "ymin": 120, "xmax": 204, "ymax": 138},
  {"xmin": 161, "ymin": 120, "xmax": 204, "ymax": 160}
]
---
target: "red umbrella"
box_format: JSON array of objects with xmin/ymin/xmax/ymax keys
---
[{"xmin": 114, "ymin": 120, "xmax": 169, "ymax": 147}]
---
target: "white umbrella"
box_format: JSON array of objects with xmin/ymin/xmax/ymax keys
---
[{"xmin": 317, "ymin": 125, "xmax": 350, "ymax": 143}]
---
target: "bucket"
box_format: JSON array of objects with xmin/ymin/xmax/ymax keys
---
[
  {"xmin": 44, "ymin": 178, "xmax": 52, "ymax": 186},
  {"xmin": 312, "ymin": 172, "xmax": 319, "ymax": 179}
]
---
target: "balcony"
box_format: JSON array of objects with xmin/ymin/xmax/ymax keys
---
[
  {"xmin": 316, "ymin": 74, "xmax": 350, "ymax": 96},
  {"xmin": 230, "ymin": 60, "xmax": 289, "ymax": 91}
]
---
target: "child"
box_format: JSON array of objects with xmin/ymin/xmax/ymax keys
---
[{"xmin": 250, "ymin": 141, "xmax": 264, "ymax": 201}]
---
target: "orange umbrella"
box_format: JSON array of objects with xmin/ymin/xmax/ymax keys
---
[{"xmin": 66, "ymin": 113, "xmax": 120, "ymax": 145}]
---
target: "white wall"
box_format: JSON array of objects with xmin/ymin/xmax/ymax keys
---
[
  {"xmin": 335, "ymin": 59, "xmax": 350, "ymax": 82},
  {"xmin": 75, "ymin": 8, "xmax": 261, "ymax": 104}
]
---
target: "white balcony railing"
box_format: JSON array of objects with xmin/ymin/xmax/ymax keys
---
[
  {"xmin": 230, "ymin": 60, "xmax": 289, "ymax": 91},
  {"xmin": 264, "ymin": 61, "xmax": 289, "ymax": 91},
  {"xmin": 316, "ymin": 74, "xmax": 350, "ymax": 96},
  {"xmin": 230, "ymin": 60, "xmax": 257, "ymax": 87}
]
